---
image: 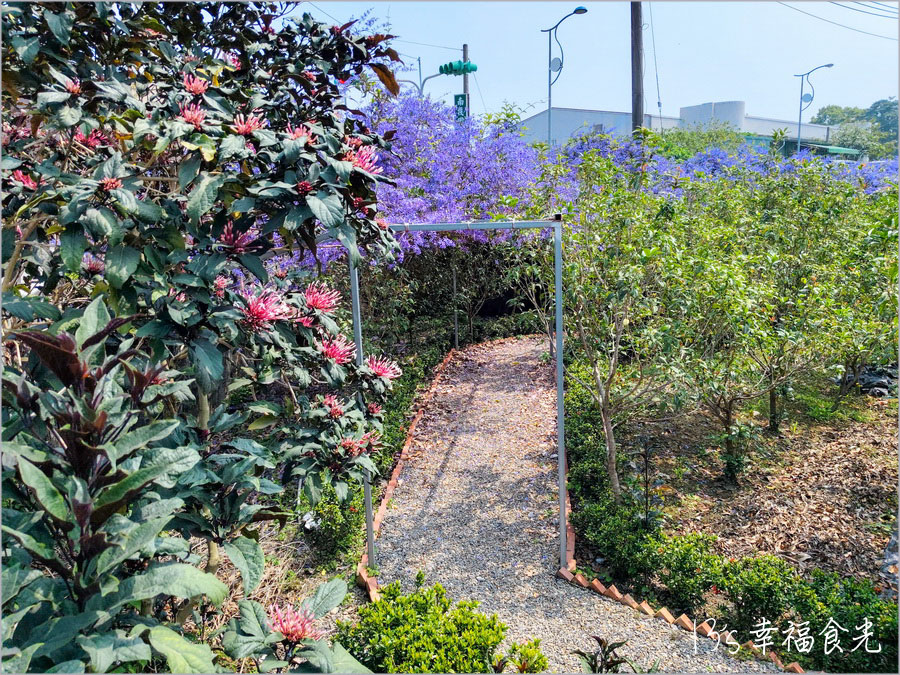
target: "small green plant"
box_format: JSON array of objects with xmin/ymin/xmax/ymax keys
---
[
  {"xmin": 336, "ymin": 572, "xmax": 508, "ymax": 673},
  {"xmin": 574, "ymin": 636, "xmax": 629, "ymax": 673},
  {"xmin": 572, "ymin": 497, "xmax": 658, "ymax": 582},
  {"xmin": 652, "ymin": 533, "xmax": 723, "ymax": 613},
  {"xmin": 299, "ymin": 481, "xmax": 366, "ymax": 569},
  {"xmin": 720, "ymin": 555, "xmax": 799, "ymax": 634},
  {"xmin": 506, "ymin": 639, "xmax": 549, "ymax": 673}
]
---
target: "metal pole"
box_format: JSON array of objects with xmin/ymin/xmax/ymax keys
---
[
  {"xmin": 554, "ymin": 220, "xmax": 566, "ymax": 571},
  {"xmin": 418, "ymin": 56, "xmax": 423, "ymax": 91},
  {"xmin": 463, "ymin": 43, "xmax": 470, "ymax": 117},
  {"xmin": 547, "ymin": 30, "xmax": 553, "ymax": 147},
  {"xmin": 350, "ymin": 257, "xmax": 376, "ymax": 565},
  {"xmin": 452, "ymin": 266, "xmax": 459, "ymax": 349},
  {"xmin": 797, "ymin": 75, "xmax": 804, "ymax": 154}
]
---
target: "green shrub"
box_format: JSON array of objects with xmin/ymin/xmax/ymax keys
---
[
  {"xmin": 652, "ymin": 533, "xmax": 724, "ymax": 613},
  {"xmin": 573, "ymin": 497, "xmax": 658, "ymax": 583},
  {"xmin": 506, "ymin": 639, "xmax": 549, "ymax": 673},
  {"xmin": 720, "ymin": 555, "xmax": 800, "ymax": 634},
  {"xmin": 790, "ymin": 569, "xmax": 898, "ymax": 673},
  {"xmin": 299, "ymin": 481, "xmax": 365, "ymax": 567},
  {"xmin": 336, "ymin": 572, "xmax": 507, "ymax": 673}
]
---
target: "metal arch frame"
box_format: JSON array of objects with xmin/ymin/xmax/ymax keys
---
[{"xmin": 346, "ymin": 219, "xmax": 568, "ymax": 571}]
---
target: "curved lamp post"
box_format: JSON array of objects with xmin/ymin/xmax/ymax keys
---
[
  {"xmin": 794, "ymin": 62, "xmax": 833, "ymax": 154},
  {"xmin": 542, "ymin": 6, "xmax": 587, "ymax": 147}
]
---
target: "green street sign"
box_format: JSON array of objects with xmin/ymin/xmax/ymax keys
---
[{"xmin": 454, "ymin": 93, "xmax": 468, "ymax": 121}]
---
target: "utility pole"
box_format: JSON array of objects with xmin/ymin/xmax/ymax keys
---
[
  {"xmin": 462, "ymin": 43, "xmax": 470, "ymax": 117},
  {"xmin": 630, "ymin": 2, "xmax": 644, "ymax": 133}
]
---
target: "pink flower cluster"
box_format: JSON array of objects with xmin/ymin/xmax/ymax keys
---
[
  {"xmin": 367, "ymin": 402, "xmax": 383, "ymax": 416},
  {"xmin": 74, "ymin": 128, "xmax": 108, "ymax": 149},
  {"xmin": 11, "ymin": 170, "xmax": 37, "ymax": 190},
  {"xmin": 65, "ymin": 78, "xmax": 81, "ymax": 95},
  {"xmin": 183, "ymin": 72, "xmax": 209, "ymax": 96},
  {"xmin": 365, "ymin": 355, "xmax": 401, "ymax": 381},
  {"xmin": 339, "ymin": 431, "xmax": 379, "ymax": 458},
  {"xmin": 286, "ymin": 123, "xmax": 316, "ymax": 145},
  {"xmin": 233, "ymin": 113, "xmax": 266, "ymax": 136},
  {"xmin": 304, "ymin": 282, "xmax": 341, "ymax": 313},
  {"xmin": 213, "ymin": 275, "xmax": 229, "ymax": 298},
  {"xmin": 98, "ymin": 177, "xmax": 122, "ymax": 191},
  {"xmin": 82, "ymin": 252, "xmax": 104, "ymax": 274},
  {"xmin": 240, "ymin": 289, "xmax": 292, "ymax": 331},
  {"xmin": 346, "ymin": 145, "xmax": 382, "ymax": 174},
  {"xmin": 179, "ymin": 103, "xmax": 206, "ymax": 130},
  {"xmin": 219, "ymin": 222, "xmax": 259, "ymax": 254},
  {"xmin": 322, "ymin": 394, "xmax": 344, "ymax": 419},
  {"xmin": 268, "ymin": 604, "xmax": 321, "ymax": 642},
  {"xmin": 318, "ymin": 335, "xmax": 355, "ymax": 364}
]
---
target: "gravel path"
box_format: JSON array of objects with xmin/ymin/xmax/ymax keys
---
[{"xmin": 375, "ymin": 336, "xmax": 778, "ymax": 673}]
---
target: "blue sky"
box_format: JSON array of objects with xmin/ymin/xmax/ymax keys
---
[{"xmin": 296, "ymin": 1, "xmax": 898, "ymax": 123}]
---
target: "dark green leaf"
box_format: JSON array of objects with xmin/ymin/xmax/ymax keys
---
[
  {"xmin": 104, "ymin": 246, "xmax": 141, "ymax": 289},
  {"xmin": 223, "ymin": 537, "xmax": 264, "ymax": 595}
]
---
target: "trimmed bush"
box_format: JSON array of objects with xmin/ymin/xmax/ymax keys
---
[
  {"xmin": 721, "ymin": 555, "xmax": 800, "ymax": 634},
  {"xmin": 652, "ymin": 532, "xmax": 724, "ymax": 613},
  {"xmin": 790, "ymin": 569, "xmax": 898, "ymax": 673},
  {"xmin": 573, "ymin": 497, "xmax": 658, "ymax": 583},
  {"xmin": 336, "ymin": 572, "xmax": 507, "ymax": 673}
]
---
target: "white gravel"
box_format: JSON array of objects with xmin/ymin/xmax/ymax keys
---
[{"xmin": 374, "ymin": 336, "xmax": 780, "ymax": 673}]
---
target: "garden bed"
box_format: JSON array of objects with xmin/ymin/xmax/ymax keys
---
[{"xmin": 645, "ymin": 392, "xmax": 897, "ymax": 588}]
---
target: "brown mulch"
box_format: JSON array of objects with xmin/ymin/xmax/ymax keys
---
[{"xmin": 649, "ymin": 400, "xmax": 897, "ymax": 584}]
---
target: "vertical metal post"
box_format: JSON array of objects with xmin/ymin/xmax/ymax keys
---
[
  {"xmin": 796, "ymin": 75, "xmax": 804, "ymax": 154},
  {"xmin": 350, "ymin": 257, "xmax": 376, "ymax": 565},
  {"xmin": 452, "ymin": 266, "xmax": 459, "ymax": 349},
  {"xmin": 554, "ymin": 220, "xmax": 566, "ymax": 571},
  {"xmin": 546, "ymin": 30, "xmax": 553, "ymax": 147},
  {"xmin": 462, "ymin": 43, "xmax": 470, "ymax": 117}
]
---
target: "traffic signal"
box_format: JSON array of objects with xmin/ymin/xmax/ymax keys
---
[{"xmin": 439, "ymin": 60, "xmax": 477, "ymax": 76}]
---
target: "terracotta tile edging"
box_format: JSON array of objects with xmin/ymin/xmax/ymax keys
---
[{"xmin": 355, "ymin": 348, "xmax": 458, "ymax": 604}]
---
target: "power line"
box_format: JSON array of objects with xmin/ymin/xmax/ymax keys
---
[
  {"xmin": 867, "ymin": 0, "xmax": 899, "ymax": 11},
  {"xmin": 472, "ymin": 72, "xmax": 488, "ymax": 115},
  {"xmin": 305, "ymin": 1, "xmax": 341, "ymax": 23},
  {"xmin": 777, "ymin": 2, "xmax": 898, "ymax": 39},
  {"xmin": 854, "ymin": 1, "xmax": 899, "ymax": 16},
  {"xmin": 394, "ymin": 39, "xmax": 459, "ymax": 52},
  {"xmin": 829, "ymin": 2, "xmax": 898, "ymax": 18}
]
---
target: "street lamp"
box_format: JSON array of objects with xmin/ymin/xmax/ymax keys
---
[
  {"xmin": 542, "ymin": 6, "xmax": 587, "ymax": 147},
  {"xmin": 794, "ymin": 62, "xmax": 833, "ymax": 154}
]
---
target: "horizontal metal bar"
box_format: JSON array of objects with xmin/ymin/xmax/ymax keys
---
[{"xmin": 388, "ymin": 220, "xmax": 558, "ymax": 233}]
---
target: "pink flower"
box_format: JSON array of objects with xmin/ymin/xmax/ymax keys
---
[
  {"xmin": 98, "ymin": 177, "xmax": 122, "ymax": 191},
  {"xmin": 224, "ymin": 51, "xmax": 242, "ymax": 69},
  {"xmin": 344, "ymin": 135, "xmax": 363, "ymax": 149},
  {"xmin": 268, "ymin": 604, "xmax": 321, "ymax": 642},
  {"xmin": 367, "ymin": 402, "xmax": 383, "ymax": 416},
  {"xmin": 11, "ymin": 170, "xmax": 37, "ymax": 190},
  {"xmin": 322, "ymin": 394, "xmax": 344, "ymax": 419},
  {"xmin": 340, "ymin": 437, "xmax": 362, "ymax": 457},
  {"xmin": 219, "ymin": 221, "xmax": 258, "ymax": 254},
  {"xmin": 213, "ymin": 275, "xmax": 228, "ymax": 298},
  {"xmin": 302, "ymin": 70, "xmax": 317, "ymax": 82},
  {"xmin": 318, "ymin": 335, "xmax": 355, "ymax": 364},
  {"xmin": 240, "ymin": 289, "xmax": 291, "ymax": 331},
  {"xmin": 179, "ymin": 103, "xmax": 206, "ymax": 130},
  {"xmin": 286, "ymin": 123, "xmax": 316, "ymax": 144},
  {"xmin": 182, "ymin": 72, "xmax": 209, "ymax": 96},
  {"xmin": 297, "ymin": 315, "xmax": 314, "ymax": 328},
  {"xmin": 296, "ymin": 180, "xmax": 314, "ymax": 195},
  {"xmin": 361, "ymin": 430, "xmax": 381, "ymax": 453},
  {"xmin": 376, "ymin": 218, "xmax": 389, "ymax": 230},
  {"xmin": 232, "ymin": 113, "xmax": 266, "ymax": 136},
  {"xmin": 366, "ymin": 355, "xmax": 401, "ymax": 381},
  {"xmin": 345, "ymin": 145, "xmax": 382, "ymax": 174},
  {"xmin": 82, "ymin": 252, "xmax": 104, "ymax": 274},
  {"xmin": 304, "ymin": 282, "xmax": 341, "ymax": 313},
  {"xmin": 74, "ymin": 129, "xmax": 108, "ymax": 149},
  {"xmin": 65, "ymin": 78, "xmax": 81, "ymax": 95}
]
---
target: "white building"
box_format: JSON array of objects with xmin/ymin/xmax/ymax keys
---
[{"xmin": 519, "ymin": 100, "xmax": 836, "ymax": 149}]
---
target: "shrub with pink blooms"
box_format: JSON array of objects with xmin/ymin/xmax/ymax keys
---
[{"xmin": 1, "ymin": 3, "xmax": 403, "ymax": 672}]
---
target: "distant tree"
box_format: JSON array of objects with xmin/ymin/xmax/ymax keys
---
[
  {"xmin": 831, "ymin": 122, "xmax": 896, "ymax": 159},
  {"xmin": 811, "ymin": 104, "xmax": 866, "ymax": 126},
  {"xmin": 654, "ymin": 121, "xmax": 747, "ymax": 160},
  {"xmin": 865, "ymin": 97, "xmax": 899, "ymax": 137}
]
